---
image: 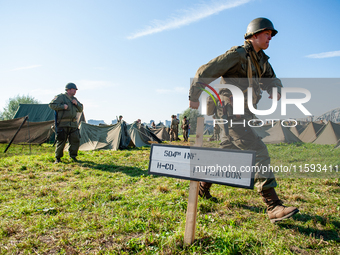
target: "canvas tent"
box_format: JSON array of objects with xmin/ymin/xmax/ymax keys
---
[
  {"xmin": 0, "ymin": 117, "xmax": 54, "ymax": 144},
  {"xmin": 77, "ymin": 121, "xmax": 161, "ymax": 151},
  {"xmin": 150, "ymin": 127, "xmax": 170, "ymax": 141},
  {"xmin": 14, "ymin": 104, "xmax": 54, "ymax": 122},
  {"xmin": 313, "ymin": 121, "xmax": 340, "ymax": 145},
  {"xmin": 128, "ymin": 122, "xmax": 162, "ymax": 146},
  {"xmin": 290, "ymin": 124, "xmax": 306, "ymax": 137},
  {"xmin": 156, "ymin": 122, "xmax": 166, "ymax": 128},
  {"xmin": 253, "ymin": 122, "xmax": 301, "ymax": 144},
  {"xmin": 14, "ymin": 103, "xmax": 86, "ymax": 124},
  {"xmin": 298, "ymin": 122, "xmax": 325, "ymax": 143},
  {"xmin": 77, "ymin": 121, "xmax": 131, "ymax": 151}
]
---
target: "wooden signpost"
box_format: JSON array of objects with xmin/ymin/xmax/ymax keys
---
[{"xmin": 148, "ymin": 117, "xmax": 255, "ymax": 245}]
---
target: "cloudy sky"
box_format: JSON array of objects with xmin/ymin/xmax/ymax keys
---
[{"xmin": 1, "ymin": 0, "xmax": 339, "ymax": 124}]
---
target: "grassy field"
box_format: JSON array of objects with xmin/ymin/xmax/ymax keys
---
[{"xmin": 0, "ymin": 140, "xmax": 339, "ymax": 254}]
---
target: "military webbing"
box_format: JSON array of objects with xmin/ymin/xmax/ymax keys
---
[
  {"xmin": 244, "ymin": 40, "xmax": 266, "ymax": 105},
  {"xmin": 244, "ymin": 40, "xmax": 266, "ymax": 87}
]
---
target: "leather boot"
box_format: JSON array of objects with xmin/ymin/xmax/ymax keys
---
[
  {"xmin": 199, "ymin": 182, "xmax": 218, "ymax": 202},
  {"xmin": 260, "ymin": 188, "xmax": 299, "ymax": 223}
]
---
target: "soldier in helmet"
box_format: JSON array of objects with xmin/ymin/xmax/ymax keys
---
[
  {"xmin": 189, "ymin": 18, "xmax": 299, "ymax": 223},
  {"xmin": 49, "ymin": 83, "xmax": 83, "ymax": 163}
]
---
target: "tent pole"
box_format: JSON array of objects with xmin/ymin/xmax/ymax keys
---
[{"xmin": 4, "ymin": 116, "xmax": 28, "ymax": 153}]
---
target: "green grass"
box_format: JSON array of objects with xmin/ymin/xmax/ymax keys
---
[{"xmin": 0, "ymin": 142, "xmax": 339, "ymax": 254}]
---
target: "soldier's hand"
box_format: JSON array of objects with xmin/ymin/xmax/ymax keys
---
[
  {"xmin": 64, "ymin": 104, "xmax": 68, "ymax": 109},
  {"xmin": 72, "ymin": 99, "xmax": 78, "ymax": 105},
  {"xmin": 189, "ymin": 101, "xmax": 200, "ymax": 109}
]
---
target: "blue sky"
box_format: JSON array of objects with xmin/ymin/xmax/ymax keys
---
[{"xmin": 1, "ymin": 0, "xmax": 339, "ymax": 124}]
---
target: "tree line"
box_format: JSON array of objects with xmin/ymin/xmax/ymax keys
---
[{"xmin": 0, "ymin": 95, "xmax": 40, "ymax": 121}]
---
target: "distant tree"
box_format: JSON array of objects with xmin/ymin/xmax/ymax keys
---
[
  {"xmin": 0, "ymin": 111, "xmax": 3, "ymax": 121},
  {"xmin": 2, "ymin": 94, "xmax": 40, "ymax": 120},
  {"xmin": 179, "ymin": 108, "xmax": 203, "ymax": 135}
]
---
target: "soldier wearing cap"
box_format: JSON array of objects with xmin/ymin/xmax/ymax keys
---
[
  {"xmin": 189, "ymin": 18, "xmax": 299, "ymax": 223},
  {"xmin": 49, "ymin": 83, "xmax": 83, "ymax": 163}
]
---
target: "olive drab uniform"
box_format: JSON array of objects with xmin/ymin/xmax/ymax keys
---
[
  {"xmin": 170, "ymin": 117, "xmax": 179, "ymax": 142},
  {"xmin": 49, "ymin": 93, "xmax": 83, "ymax": 159},
  {"xmin": 189, "ymin": 40, "xmax": 282, "ymax": 192},
  {"xmin": 182, "ymin": 118, "xmax": 189, "ymax": 142}
]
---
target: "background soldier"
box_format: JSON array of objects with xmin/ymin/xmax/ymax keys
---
[
  {"xmin": 189, "ymin": 18, "xmax": 299, "ymax": 223},
  {"xmin": 49, "ymin": 83, "xmax": 83, "ymax": 163},
  {"xmin": 182, "ymin": 116, "xmax": 189, "ymax": 142},
  {"xmin": 170, "ymin": 115, "xmax": 178, "ymax": 142}
]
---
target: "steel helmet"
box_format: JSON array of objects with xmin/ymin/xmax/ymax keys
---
[
  {"xmin": 65, "ymin": 82, "xmax": 78, "ymax": 91},
  {"xmin": 244, "ymin": 18, "xmax": 278, "ymax": 39}
]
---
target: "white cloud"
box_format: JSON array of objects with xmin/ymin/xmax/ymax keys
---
[
  {"xmin": 306, "ymin": 50, "xmax": 340, "ymax": 59},
  {"xmin": 9, "ymin": 65, "xmax": 42, "ymax": 72},
  {"xmin": 156, "ymin": 87, "xmax": 187, "ymax": 94},
  {"xmin": 127, "ymin": 0, "xmax": 252, "ymax": 39}
]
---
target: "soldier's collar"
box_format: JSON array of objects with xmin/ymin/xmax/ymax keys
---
[{"xmin": 244, "ymin": 40, "xmax": 269, "ymax": 62}]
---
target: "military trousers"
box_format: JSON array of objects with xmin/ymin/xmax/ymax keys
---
[
  {"xmin": 216, "ymin": 94, "xmax": 277, "ymax": 192},
  {"xmin": 170, "ymin": 129, "xmax": 178, "ymax": 142},
  {"xmin": 55, "ymin": 126, "xmax": 80, "ymax": 159},
  {"xmin": 183, "ymin": 129, "xmax": 189, "ymax": 142}
]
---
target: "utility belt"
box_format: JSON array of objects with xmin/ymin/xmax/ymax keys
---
[
  {"xmin": 55, "ymin": 126, "xmax": 80, "ymax": 141},
  {"xmin": 60, "ymin": 118, "xmax": 77, "ymax": 123}
]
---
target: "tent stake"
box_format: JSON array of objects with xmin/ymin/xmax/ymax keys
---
[
  {"xmin": 4, "ymin": 116, "xmax": 28, "ymax": 153},
  {"xmin": 184, "ymin": 117, "xmax": 204, "ymax": 245}
]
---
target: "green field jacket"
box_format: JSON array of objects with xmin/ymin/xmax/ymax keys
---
[
  {"xmin": 189, "ymin": 42, "xmax": 283, "ymax": 104},
  {"xmin": 49, "ymin": 93, "xmax": 83, "ymax": 128}
]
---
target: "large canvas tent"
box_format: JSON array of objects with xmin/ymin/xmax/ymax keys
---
[
  {"xmin": 14, "ymin": 104, "xmax": 54, "ymax": 122},
  {"xmin": 149, "ymin": 127, "xmax": 170, "ymax": 141},
  {"xmin": 298, "ymin": 122, "xmax": 325, "ymax": 143},
  {"xmin": 128, "ymin": 122, "xmax": 162, "ymax": 146},
  {"xmin": 14, "ymin": 103, "xmax": 86, "ymax": 124},
  {"xmin": 76, "ymin": 121, "xmax": 130, "ymax": 151},
  {"xmin": 0, "ymin": 117, "xmax": 54, "ymax": 144},
  {"xmin": 290, "ymin": 124, "xmax": 306, "ymax": 137},
  {"xmin": 313, "ymin": 121, "xmax": 340, "ymax": 145},
  {"xmin": 253, "ymin": 122, "xmax": 301, "ymax": 144},
  {"xmin": 76, "ymin": 121, "xmax": 161, "ymax": 151},
  {"xmin": 156, "ymin": 122, "xmax": 166, "ymax": 128}
]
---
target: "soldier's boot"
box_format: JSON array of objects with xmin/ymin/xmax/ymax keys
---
[
  {"xmin": 71, "ymin": 157, "xmax": 78, "ymax": 162},
  {"xmin": 54, "ymin": 158, "xmax": 61, "ymax": 164},
  {"xmin": 199, "ymin": 182, "xmax": 218, "ymax": 202},
  {"xmin": 260, "ymin": 188, "xmax": 299, "ymax": 223}
]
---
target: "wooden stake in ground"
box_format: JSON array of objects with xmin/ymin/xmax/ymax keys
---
[{"xmin": 184, "ymin": 116, "xmax": 204, "ymax": 245}]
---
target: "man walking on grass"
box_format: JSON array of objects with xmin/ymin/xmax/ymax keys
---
[{"xmin": 189, "ymin": 18, "xmax": 299, "ymax": 223}]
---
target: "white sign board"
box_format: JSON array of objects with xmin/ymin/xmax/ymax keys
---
[{"xmin": 148, "ymin": 144, "xmax": 256, "ymax": 189}]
